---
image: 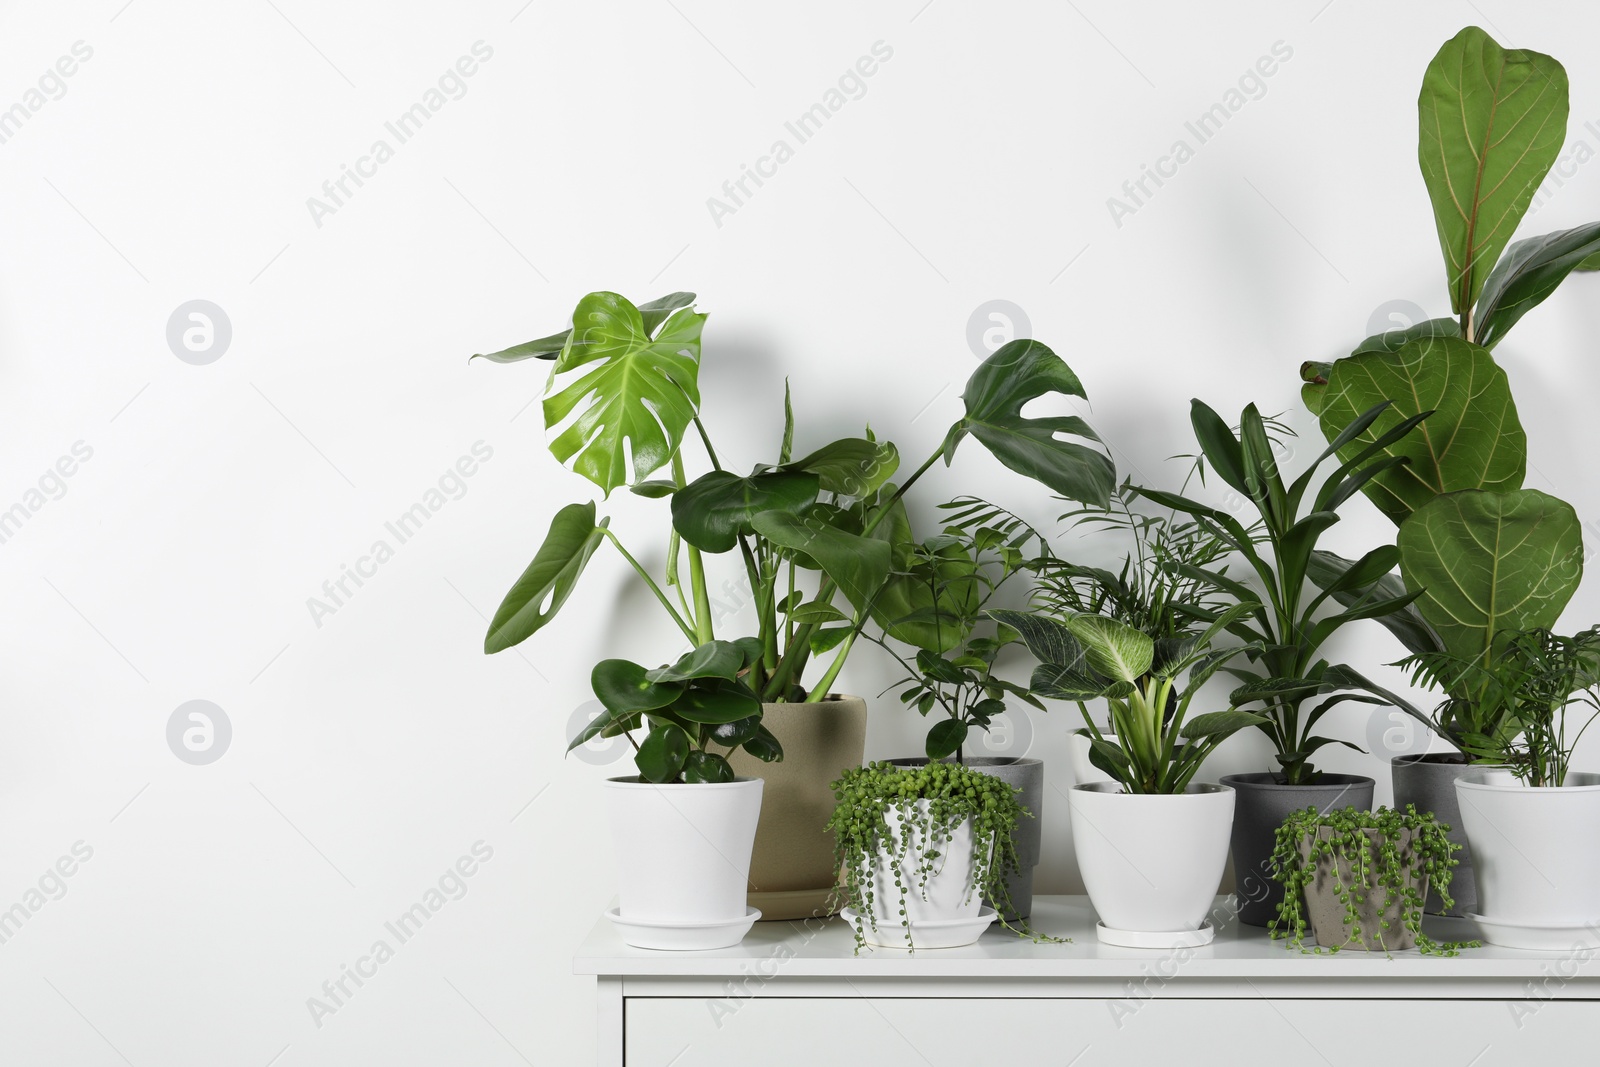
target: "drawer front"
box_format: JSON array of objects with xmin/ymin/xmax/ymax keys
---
[{"xmin": 627, "ymin": 995, "xmax": 1595, "ymax": 1065}]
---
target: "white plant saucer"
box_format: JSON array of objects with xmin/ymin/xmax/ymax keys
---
[
  {"xmin": 1095, "ymin": 920, "xmax": 1215, "ymax": 949},
  {"xmin": 1468, "ymin": 914, "xmax": 1600, "ymax": 952},
  {"xmin": 606, "ymin": 906, "xmax": 761, "ymax": 951},
  {"xmin": 840, "ymin": 906, "xmax": 997, "ymax": 949}
]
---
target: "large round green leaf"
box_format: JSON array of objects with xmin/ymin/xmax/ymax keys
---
[
  {"xmin": 542, "ymin": 292, "xmax": 707, "ymax": 496},
  {"xmin": 591, "ymin": 659, "xmax": 684, "ymax": 715},
  {"xmin": 1316, "ymin": 336, "xmax": 1525, "ymax": 524},
  {"xmin": 942, "ymin": 339, "xmax": 1115, "ymax": 507},
  {"xmin": 485, "ymin": 502, "xmax": 609, "ymax": 653},
  {"xmin": 671, "ymin": 469, "xmax": 819, "ymax": 553},
  {"xmin": 1397, "ymin": 489, "xmax": 1583, "ymax": 663},
  {"xmin": 1418, "ymin": 27, "xmax": 1568, "ymax": 320},
  {"xmin": 636, "ymin": 722, "xmax": 691, "ymax": 782}
]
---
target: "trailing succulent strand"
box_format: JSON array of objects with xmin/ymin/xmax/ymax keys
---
[
  {"xmin": 826, "ymin": 761, "xmax": 1062, "ymax": 953},
  {"xmin": 1268, "ymin": 804, "xmax": 1477, "ymax": 957}
]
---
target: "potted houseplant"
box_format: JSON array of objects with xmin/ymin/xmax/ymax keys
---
[
  {"xmin": 1420, "ymin": 627, "xmax": 1600, "ymax": 949},
  {"xmin": 473, "ymin": 291, "xmax": 1115, "ymax": 928},
  {"xmin": 997, "ymin": 592, "xmax": 1264, "ymax": 947},
  {"xmin": 1297, "ymin": 26, "xmax": 1595, "ymax": 918},
  {"xmin": 1138, "ymin": 399, "xmax": 1428, "ymax": 925},
  {"xmin": 827, "ymin": 760, "xmax": 1050, "ymax": 951},
  {"xmin": 1269, "ymin": 805, "xmax": 1470, "ymax": 956},
  {"xmin": 870, "ymin": 497, "xmax": 1051, "ymax": 920}
]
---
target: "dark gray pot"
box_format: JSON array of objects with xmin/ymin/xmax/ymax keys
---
[
  {"xmin": 1391, "ymin": 754, "xmax": 1477, "ymax": 916},
  {"xmin": 1219, "ymin": 772, "xmax": 1375, "ymax": 928},
  {"xmin": 888, "ymin": 756, "xmax": 1043, "ymax": 920},
  {"xmin": 1301, "ymin": 826, "xmax": 1425, "ymax": 951}
]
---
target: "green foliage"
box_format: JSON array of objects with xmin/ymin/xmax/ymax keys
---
[
  {"xmin": 871, "ymin": 499, "xmax": 1048, "ymax": 760},
  {"xmin": 484, "ymin": 502, "xmax": 609, "ymax": 653},
  {"xmin": 826, "ymin": 761, "xmax": 1059, "ymax": 953},
  {"xmin": 1400, "ymin": 626, "xmax": 1600, "ymax": 786},
  {"xmin": 1136, "ymin": 401, "xmax": 1426, "ymax": 783},
  {"xmin": 1270, "ymin": 805, "xmax": 1474, "ymax": 956}
]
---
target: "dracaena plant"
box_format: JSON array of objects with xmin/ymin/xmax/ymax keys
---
[
  {"xmin": 1133, "ymin": 400, "xmax": 1431, "ymax": 785},
  {"xmin": 471, "ymin": 291, "xmax": 1114, "ymax": 783},
  {"xmin": 1399, "ymin": 626, "xmax": 1600, "ymax": 787},
  {"xmin": 996, "ymin": 602, "xmax": 1265, "ymax": 794},
  {"xmin": 1300, "ymin": 27, "xmax": 1589, "ymax": 718}
]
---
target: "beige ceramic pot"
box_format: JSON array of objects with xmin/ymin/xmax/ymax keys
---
[{"xmin": 726, "ymin": 695, "xmax": 867, "ymax": 920}]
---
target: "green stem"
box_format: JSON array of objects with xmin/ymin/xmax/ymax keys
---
[
  {"xmin": 673, "ymin": 453, "xmax": 715, "ymax": 644},
  {"xmin": 806, "ymin": 625, "xmax": 859, "ymax": 703},
  {"xmin": 602, "ymin": 530, "xmax": 697, "ymax": 644}
]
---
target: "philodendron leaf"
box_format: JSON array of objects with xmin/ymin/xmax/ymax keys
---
[
  {"xmin": 1031, "ymin": 664, "xmax": 1124, "ymax": 701},
  {"xmin": 1059, "ymin": 615, "xmax": 1153, "ymax": 684},
  {"xmin": 1316, "ymin": 336, "xmax": 1525, "ymax": 523},
  {"xmin": 470, "ymin": 292, "xmax": 697, "ymax": 363},
  {"xmin": 781, "ymin": 437, "xmax": 900, "ymax": 497},
  {"xmin": 542, "ymin": 292, "xmax": 707, "ymax": 496},
  {"xmin": 671, "ymin": 469, "xmax": 820, "ymax": 553},
  {"xmin": 1475, "ymin": 222, "xmax": 1600, "ymax": 348},
  {"xmin": 485, "ymin": 502, "xmax": 609, "ymax": 653},
  {"xmin": 636, "ymin": 722, "xmax": 691, "ymax": 782},
  {"xmin": 943, "ymin": 339, "xmax": 1115, "ymax": 507},
  {"xmin": 1418, "ymin": 26, "xmax": 1568, "ymax": 322},
  {"xmin": 1397, "ymin": 488, "xmax": 1583, "ymax": 662},
  {"xmin": 751, "ymin": 511, "xmax": 891, "ymax": 613}
]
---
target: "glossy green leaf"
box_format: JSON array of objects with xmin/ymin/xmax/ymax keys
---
[
  {"xmin": 1349, "ymin": 316, "xmax": 1460, "ymax": 357},
  {"xmin": 542, "ymin": 292, "xmax": 706, "ymax": 496},
  {"xmin": 636, "ymin": 722, "xmax": 691, "ymax": 782},
  {"xmin": 683, "ymin": 751, "xmax": 736, "ymax": 783},
  {"xmin": 671, "ymin": 680, "xmax": 761, "ymax": 724},
  {"xmin": 785, "ymin": 601, "xmax": 848, "ymax": 625},
  {"xmin": 926, "ymin": 718, "xmax": 969, "ymax": 760},
  {"xmin": 1398, "ymin": 489, "xmax": 1583, "ymax": 662},
  {"xmin": 741, "ymin": 723, "xmax": 783, "ymax": 762},
  {"xmin": 987, "ymin": 610, "xmax": 1086, "ymax": 670},
  {"xmin": 591, "ymin": 659, "xmax": 684, "ymax": 715},
  {"xmin": 1475, "ymin": 222, "xmax": 1600, "ymax": 348},
  {"xmin": 707, "ymin": 714, "xmax": 761, "ymax": 749},
  {"xmin": 1181, "ymin": 709, "xmax": 1268, "ymax": 741},
  {"xmin": 943, "ymin": 339, "xmax": 1115, "ymax": 506},
  {"xmin": 671, "ymin": 469, "xmax": 819, "ymax": 553},
  {"xmin": 646, "ymin": 641, "xmax": 746, "ymax": 684},
  {"xmin": 781, "ymin": 438, "xmax": 900, "ymax": 497},
  {"xmin": 566, "ymin": 705, "xmax": 641, "ymax": 753},
  {"xmin": 1418, "ymin": 26, "xmax": 1568, "ymax": 319},
  {"xmin": 485, "ymin": 502, "xmax": 609, "ymax": 653},
  {"xmin": 630, "ymin": 480, "xmax": 679, "ymax": 499},
  {"xmin": 1032, "ymin": 664, "xmax": 1124, "ymax": 701},
  {"xmin": 1306, "ymin": 550, "xmax": 1442, "ymax": 656},
  {"xmin": 752, "ymin": 511, "xmax": 891, "ymax": 613},
  {"xmin": 470, "ymin": 292, "xmax": 696, "ymax": 364},
  {"xmin": 1316, "ymin": 336, "xmax": 1525, "ymax": 523}
]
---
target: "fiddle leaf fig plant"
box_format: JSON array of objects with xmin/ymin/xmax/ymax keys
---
[
  {"xmin": 1298, "ymin": 26, "xmax": 1590, "ymax": 710},
  {"xmin": 471, "ymin": 292, "xmax": 1114, "ymax": 782}
]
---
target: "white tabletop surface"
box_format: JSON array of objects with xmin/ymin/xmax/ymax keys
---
[{"xmin": 574, "ymin": 895, "xmax": 1600, "ymax": 979}]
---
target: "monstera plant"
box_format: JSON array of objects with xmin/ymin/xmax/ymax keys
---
[
  {"xmin": 1301, "ymin": 26, "xmax": 1590, "ymax": 708},
  {"xmin": 472, "ymin": 291, "xmax": 1114, "ymax": 782}
]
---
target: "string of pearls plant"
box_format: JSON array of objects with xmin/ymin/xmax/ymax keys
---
[
  {"xmin": 1268, "ymin": 805, "xmax": 1477, "ymax": 957},
  {"xmin": 826, "ymin": 761, "xmax": 1062, "ymax": 953}
]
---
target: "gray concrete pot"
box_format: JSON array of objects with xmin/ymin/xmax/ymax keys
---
[
  {"xmin": 888, "ymin": 756, "xmax": 1043, "ymax": 920},
  {"xmin": 1300, "ymin": 825, "xmax": 1426, "ymax": 951},
  {"xmin": 1391, "ymin": 754, "xmax": 1477, "ymax": 916},
  {"xmin": 1219, "ymin": 772, "xmax": 1375, "ymax": 927}
]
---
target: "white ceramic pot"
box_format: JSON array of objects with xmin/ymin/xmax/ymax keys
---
[
  {"xmin": 603, "ymin": 776, "xmax": 763, "ymax": 949},
  {"xmin": 849, "ymin": 800, "xmax": 997, "ymax": 948},
  {"xmin": 1070, "ymin": 781, "xmax": 1235, "ymax": 947},
  {"xmin": 1455, "ymin": 769, "xmax": 1600, "ymax": 948},
  {"xmin": 1067, "ymin": 732, "xmax": 1116, "ymax": 786}
]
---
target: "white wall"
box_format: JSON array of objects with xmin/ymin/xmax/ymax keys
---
[{"xmin": 2, "ymin": 0, "xmax": 1598, "ymax": 1063}]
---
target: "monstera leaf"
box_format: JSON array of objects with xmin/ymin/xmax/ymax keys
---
[
  {"xmin": 541, "ymin": 292, "xmax": 707, "ymax": 496},
  {"xmin": 671, "ymin": 469, "xmax": 819, "ymax": 553},
  {"xmin": 942, "ymin": 339, "xmax": 1115, "ymax": 507},
  {"xmin": 779, "ymin": 437, "xmax": 900, "ymax": 497},
  {"xmin": 1397, "ymin": 489, "xmax": 1583, "ymax": 663},
  {"xmin": 1418, "ymin": 26, "xmax": 1568, "ymax": 323},
  {"xmin": 485, "ymin": 502, "xmax": 608, "ymax": 653},
  {"xmin": 471, "ymin": 292, "xmax": 697, "ymax": 363},
  {"xmin": 1314, "ymin": 336, "xmax": 1525, "ymax": 523},
  {"xmin": 1475, "ymin": 222, "xmax": 1600, "ymax": 349}
]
